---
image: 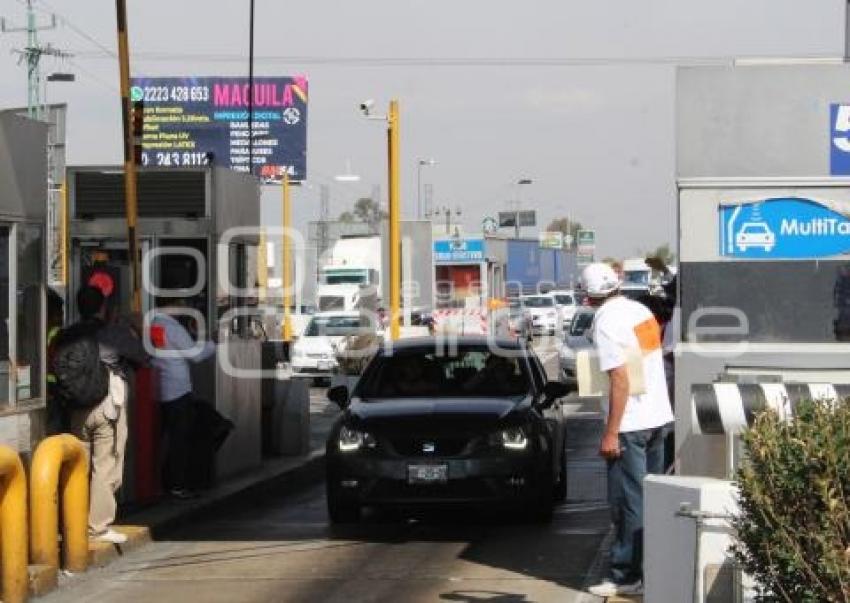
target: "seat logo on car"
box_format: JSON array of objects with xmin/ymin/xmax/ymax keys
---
[{"xmin": 422, "ymin": 442, "xmax": 436, "ymax": 453}]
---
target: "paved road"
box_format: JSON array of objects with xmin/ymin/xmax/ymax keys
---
[{"xmin": 44, "ymin": 340, "xmax": 610, "ymax": 603}]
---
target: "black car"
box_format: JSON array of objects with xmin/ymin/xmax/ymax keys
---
[{"xmin": 325, "ymin": 336, "xmax": 572, "ymax": 523}]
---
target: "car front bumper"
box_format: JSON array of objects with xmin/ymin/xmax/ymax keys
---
[
  {"xmin": 291, "ymin": 357, "xmax": 338, "ymax": 378},
  {"xmin": 328, "ymin": 453, "xmax": 549, "ymax": 507}
]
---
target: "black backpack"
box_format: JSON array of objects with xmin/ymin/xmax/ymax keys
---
[{"xmin": 50, "ymin": 322, "xmax": 109, "ymax": 408}]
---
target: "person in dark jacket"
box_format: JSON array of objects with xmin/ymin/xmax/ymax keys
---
[{"xmin": 65, "ymin": 286, "xmax": 147, "ymax": 544}]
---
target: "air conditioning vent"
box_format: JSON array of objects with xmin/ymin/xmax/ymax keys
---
[{"xmin": 74, "ymin": 171, "xmax": 206, "ymax": 218}]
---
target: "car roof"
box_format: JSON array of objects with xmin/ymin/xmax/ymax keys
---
[{"xmin": 377, "ymin": 335, "xmax": 525, "ymax": 352}]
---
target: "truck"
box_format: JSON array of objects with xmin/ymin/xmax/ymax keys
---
[
  {"xmin": 620, "ymin": 257, "xmax": 659, "ymax": 298},
  {"xmin": 316, "ymin": 236, "xmax": 382, "ymax": 312}
]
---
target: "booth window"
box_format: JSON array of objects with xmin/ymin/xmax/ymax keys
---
[
  {"xmin": 17, "ymin": 224, "xmax": 43, "ymax": 402},
  {"xmin": 682, "ymin": 260, "xmax": 850, "ymax": 343}
]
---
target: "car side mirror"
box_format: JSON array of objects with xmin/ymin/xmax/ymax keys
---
[
  {"xmin": 544, "ymin": 380, "xmax": 573, "ymax": 400},
  {"xmin": 327, "ymin": 385, "xmax": 350, "ymax": 408}
]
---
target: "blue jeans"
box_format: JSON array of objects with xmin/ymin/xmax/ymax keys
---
[{"xmin": 606, "ymin": 424, "xmax": 670, "ymax": 584}]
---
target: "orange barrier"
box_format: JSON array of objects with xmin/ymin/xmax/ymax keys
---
[
  {"xmin": 0, "ymin": 445, "xmax": 28, "ymax": 603},
  {"xmin": 30, "ymin": 435, "xmax": 89, "ymax": 573}
]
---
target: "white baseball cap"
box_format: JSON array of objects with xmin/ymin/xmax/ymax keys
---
[{"xmin": 581, "ymin": 262, "xmax": 621, "ymax": 298}]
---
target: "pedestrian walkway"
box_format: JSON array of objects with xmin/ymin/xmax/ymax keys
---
[{"xmin": 115, "ymin": 390, "xmax": 338, "ymax": 537}]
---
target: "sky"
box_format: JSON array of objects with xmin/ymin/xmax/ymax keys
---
[{"xmin": 0, "ymin": 0, "xmax": 844, "ymax": 258}]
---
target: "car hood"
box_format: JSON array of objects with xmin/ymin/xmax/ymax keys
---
[
  {"xmin": 346, "ymin": 396, "xmax": 530, "ymax": 434},
  {"xmin": 295, "ymin": 336, "xmax": 345, "ymax": 354}
]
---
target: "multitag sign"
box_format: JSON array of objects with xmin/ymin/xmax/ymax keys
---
[{"xmin": 719, "ymin": 197, "xmax": 850, "ymax": 259}]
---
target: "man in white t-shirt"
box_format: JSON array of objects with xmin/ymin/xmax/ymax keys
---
[{"xmin": 583, "ymin": 263, "xmax": 674, "ymax": 598}]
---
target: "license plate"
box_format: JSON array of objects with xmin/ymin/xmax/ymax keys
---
[
  {"xmin": 407, "ymin": 464, "xmax": 448, "ymax": 484},
  {"xmin": 317, "ymin": 360, "xmax": 332, "ymax": 371}
]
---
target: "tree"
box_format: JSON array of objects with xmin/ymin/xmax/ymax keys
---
[
  {"xmin": 646, "ymin": 243, "xmax": 676, "ymax": 267},
  {"xmin": 338, "ymin": 197, "xmax": 387, "ymax": 231},
  {"xmin": 545, "ymin": 217, "xmax": 584, "ymax": 247},
  {"xmin": 733, "ymin": 399, "xmax": 850, "ymax": 601}
]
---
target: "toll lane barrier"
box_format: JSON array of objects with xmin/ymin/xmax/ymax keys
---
[
  {"xmin": 432, "ymin": 308, "xmax": 510, "ymax": 336},
  {"xmin": 692, "ymin": 382, "xmax": 850, "ymax": 434}
]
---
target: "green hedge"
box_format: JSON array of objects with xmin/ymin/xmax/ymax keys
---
[{"xmin": 733, "ymin": 398, "xmax": 850, "ymax": 602}]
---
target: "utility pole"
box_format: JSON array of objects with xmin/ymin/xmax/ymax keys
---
[
  {"xmin": 248, "ymin": 0, "xmax": 255, "ymax": 177},
  {"xmin": 2, "ymin": 0, "xmax": 68, "ymax": 120},
  {"xmin": 282, "ymin": 173, "xmax": 293, "ymax": 342},
  {"xmin": 387, "ymin": 100, "xmax": 401, "ymax": 341},
  {"xmin": 115, "ymin": 0, "xmax": 142, "ymax": 313}
]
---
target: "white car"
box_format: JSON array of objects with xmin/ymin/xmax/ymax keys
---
[
  {"xmin": 558, "ymin": 307, "xmax": 596, "ymax": 384},
  {"xmin": 550, "ymin": 289, "xmax": 580, "ymax": 328},
  {"xmin": 521, "ymin": 294, "xmax": 559, "ymax": 335},
  {"xmin": 736, "ymin": 222, "xmax": 775, "ymax": 252},
  {"xmin": 291, "ymin": 312, "xmax": 376, "ymax": 381}
]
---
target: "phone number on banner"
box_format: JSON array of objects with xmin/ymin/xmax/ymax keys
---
[
  {"xmin": 141, "ymin": 152, "xmax": 210, "ymax": 167},
  {"xmin": 136, "ymin": 86, "xmax": 210, "ymax": 103}
]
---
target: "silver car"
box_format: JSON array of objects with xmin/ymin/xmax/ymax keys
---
[{"xmin": 558, "ymin": 307, "xmax": 596, "ymax": 384}]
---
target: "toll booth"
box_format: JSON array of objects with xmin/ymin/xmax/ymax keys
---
[
  {"xmin": 675, "ymin": 63, "xmax": 850, "ymax": 477},
  {"xmin": 67, "ymin": 166, "xmax": 263, "ymax": 496},
  {"xmin": 0, "ymin": 111, "xmax": 49, "ymax": 455}
]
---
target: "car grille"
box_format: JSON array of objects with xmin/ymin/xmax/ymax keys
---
[
  {"xmin": 307, "ymin": 352, "xmax": 330, "ymax": 359},
  {"xmin": 387, "ymin": 437, "xmax": 472, "ymax": 457}
]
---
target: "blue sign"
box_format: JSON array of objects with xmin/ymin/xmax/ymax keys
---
[
  {"xmin": 130, "ymin": 76, "xmax": 308, "ymax": 182},
  {"xmin": 830, "ymin": 104, "xmax": 850, "ymax": 175},
  {"xmin": 719, "ymin": 197, "xmax": 850, "ymax": 259},
  {"xmin": 434, "ymin": 239, "xmax": 484, "ymax": 263}
]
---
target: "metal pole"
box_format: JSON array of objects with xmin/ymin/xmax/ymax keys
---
[
  {"xmin": 282, "ymin": 173, "xmax": 293, "ymax": 341},
  {"xmin": 388, "ymin": 100, "xmax": 401, "ymax": 341},
  {"xmin": 115, "ymin": 0, "xmax": 141, "ymax": 314},
  {"xmin": 417, "ymin": 161, "xmax": 422, "ymax": 221},
  {"xmin": 26, "ymin": 0, "xmax": 36, "ymax": 119},
  {"xmin": 60, "ymin": 181, "xmax": 67, "ymax": 286},
  {"xmin": 248, "ymin": 0, "xmax": 254, "ymax": 177}
]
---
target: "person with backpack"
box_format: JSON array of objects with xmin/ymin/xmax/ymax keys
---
[{"xmin": 51, "ymin": 286, "xmax": 147, "ymax": 544}]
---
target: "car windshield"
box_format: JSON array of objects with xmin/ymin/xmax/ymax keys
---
[
  {"xmin": 356, "ymin": 346, "xmax": 532, "ymax": 398},
  {"xmin": 569, "ymin": 312, "xmax": 595, "ymax": 336},
  {"xmin": 523, "ymin": 296, "xmax": 554, "ymax": 308},
  {"xmin": 305, "ymin": 315, "xmax": 370, "ymax": 337},
  {"xmin": 624, "ymin": 271, "xmax": 649, "ymax": 284},
  {"xmin": 743, "ymin": 224, "xmax": 768, "ymax": 234},
  {"xmin": 323, "ymin": 269, "xmax": 368, "ymax": 285},
  {"xmin": 554, "ymin": 294, "xmax": 574, "ymax": 305}
]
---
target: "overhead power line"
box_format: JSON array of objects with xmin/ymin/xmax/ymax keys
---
[{"xmin": 67, "ymin": 51, "xmax": 842, "ymax": 68}]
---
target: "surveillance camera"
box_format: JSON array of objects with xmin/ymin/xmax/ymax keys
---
[{"xmin": 360, "ymin": 99, "xmax": 375, "ymax": 113}]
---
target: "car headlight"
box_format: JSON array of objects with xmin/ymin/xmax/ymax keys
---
[
  {"xmin": 338, "ymin": 426, "xmax": 376, "ymax": 452},
  {"xmin": 499, "ymin": 427, "xmax": 528, "ymax": 450}
]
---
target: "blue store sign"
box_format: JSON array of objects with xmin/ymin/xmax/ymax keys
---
[
  {"xmin": 719, "ymin": 197, "xmax": 850, "ymax": 259},
  {"xmin": 831, "ymin": 104, "xmax": 850, "ymax": 175},
  {"xmin": 434, "ymin": 238, "xmax": 484, "ymax": 263}
]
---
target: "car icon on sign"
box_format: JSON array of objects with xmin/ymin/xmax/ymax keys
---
[{"xmin": 736, "ymin": 222, "xmax": 776, "ymax": 252}]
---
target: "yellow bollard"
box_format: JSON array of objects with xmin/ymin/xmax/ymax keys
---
[
  {"xmin": 30, "ymin": 435, "xmax": 89, "ymax": 573},
  {"xmin": 0, "ymin": 445, "xmax": 28, "ymax": 603}
]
